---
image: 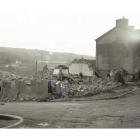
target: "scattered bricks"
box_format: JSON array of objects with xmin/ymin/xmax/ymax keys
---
[{"xmin": 63, "ymin": 75, "xmax": 123, "ymax": 98}]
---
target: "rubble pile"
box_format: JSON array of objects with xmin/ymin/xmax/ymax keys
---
[
  {"xmin": 0, "ymin": 65, "xmax": 136, "ymax": 102},
  {"xmin": 52, "ymin": 71, "xmax": 123, "ymax": 98},
  {"xmin": 68, "ymin": 78, "xmax": 122, "ymax": 97}
]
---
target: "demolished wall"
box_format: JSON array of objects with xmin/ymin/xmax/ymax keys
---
[
  {"xmin": 69, "ymin": 58, "xmax": 95, "ymax": 76},
  {"xmin": 69, "ymin": 63, "xmax": 93, "ymax": 76}
]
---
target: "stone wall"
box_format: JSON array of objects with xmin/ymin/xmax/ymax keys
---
[
  {"xmin": 0, "ymin": 79, "xmax": 48, "ymax": 101},
  {"xmin": 96, "ymin": 42, "xmax": 134, "ymax": 73}
]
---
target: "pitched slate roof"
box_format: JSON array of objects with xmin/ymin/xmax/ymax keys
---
[{"xmin": 95, "ymin": 28, "xmax": 115, "ymax": 42}]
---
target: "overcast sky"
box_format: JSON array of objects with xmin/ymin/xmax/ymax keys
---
[{"xmin": 0, "ymin": 0, "xmax": 140, "ymax": 56}]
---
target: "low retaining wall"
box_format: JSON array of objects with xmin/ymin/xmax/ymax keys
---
[{"xmin": 0, "ymin": 79, "xmax": 48, "ymax": 101}]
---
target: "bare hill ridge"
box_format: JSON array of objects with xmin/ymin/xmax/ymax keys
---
[{"xmin": 0, "ymin": 47, "xmax": 94, "ymax": 65}]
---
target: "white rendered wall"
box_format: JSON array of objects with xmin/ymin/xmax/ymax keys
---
[{"xmin": 69, "ymin": 63, "xmax": 93, "ymax": 76}]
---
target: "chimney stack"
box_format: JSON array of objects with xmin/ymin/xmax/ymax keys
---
[{"xmin": 116, "ymin": 17, "xmax": 128, "ymax": 28}]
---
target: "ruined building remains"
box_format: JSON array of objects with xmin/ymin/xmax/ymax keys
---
[
  {"xmin": 69, "ymin": 58, "xmax": 95, "ymax": 76},
  {"xmin": 96, "ymin": 17, "xmax": 140, "ymax": 73}
]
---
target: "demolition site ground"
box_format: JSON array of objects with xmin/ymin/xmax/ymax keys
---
[{"xmin": 0, "ymin": 82, "xmax": 140, "ymax": 128}]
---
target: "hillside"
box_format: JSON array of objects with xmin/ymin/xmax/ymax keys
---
[
  {"xmin": 0, "ymin": 47, "xmax": 49, "ymax": 65},
  {"xmin": 0, "ymin": 47, "xmax": 95, "ymax": 76},
  {"xmin": 0, "ymin": 47, "xmax": 95, "ymax": 65}
]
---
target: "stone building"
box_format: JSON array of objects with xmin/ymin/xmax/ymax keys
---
[{"xmin": 96, "ymin": 17, "xmax": 140, "ymax": 74}]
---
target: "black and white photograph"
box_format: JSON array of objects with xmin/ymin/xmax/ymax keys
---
[{"xmin": 0, "ymin": 0, "xmax": 140, "ymax": 132}]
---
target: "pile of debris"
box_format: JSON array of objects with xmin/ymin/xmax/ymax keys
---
[
  {"xmin": 52, "ymin": 75, "xmax": 123, "ymax": 98},
  {"xmin": 0, "ymin": 65, "xmax": 132, "ymax": 102}
]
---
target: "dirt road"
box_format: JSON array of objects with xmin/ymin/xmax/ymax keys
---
[{"xmin": 0, "ymin": 85, "xmax": 140, "ymax": 128}]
